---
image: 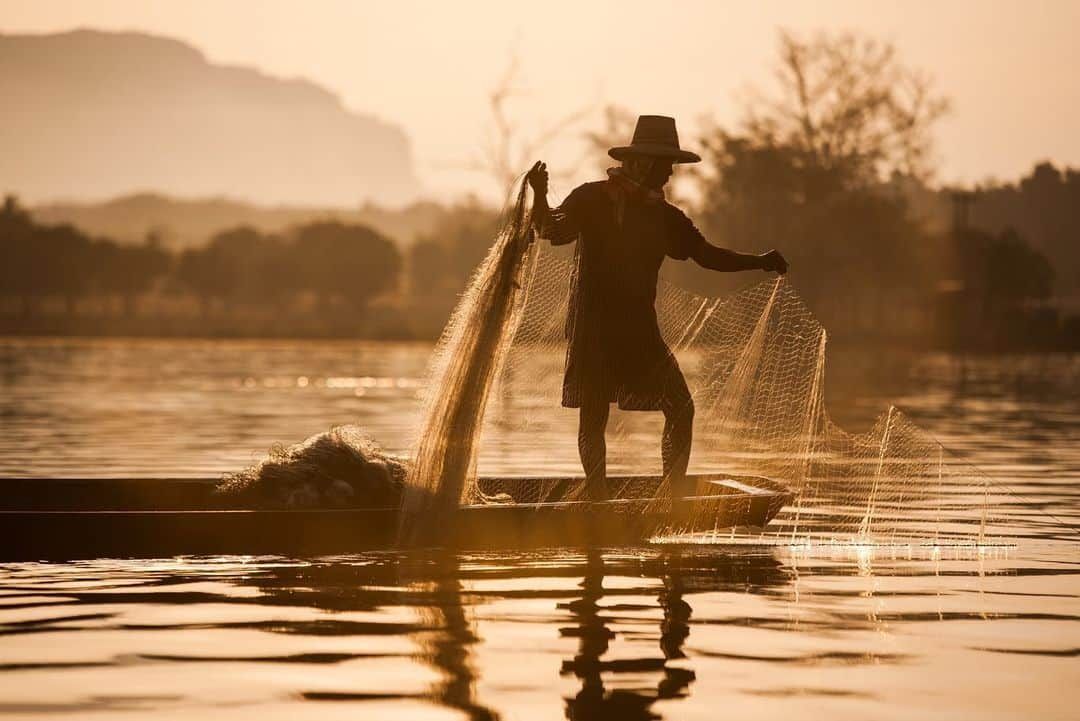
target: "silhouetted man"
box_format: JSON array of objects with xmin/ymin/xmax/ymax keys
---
[{"xmin": 528, "ymin": 115, "xmax": 787, "ymax": 504}]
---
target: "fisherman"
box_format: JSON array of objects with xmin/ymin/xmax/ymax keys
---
[{"xmin": 528, "ymin": 115, "xmax": 788, "ymax": 505}]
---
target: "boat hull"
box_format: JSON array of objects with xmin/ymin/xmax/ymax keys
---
[{"xmin": 0, "ymin": 474, "xmax": 790, "ymax": 559}]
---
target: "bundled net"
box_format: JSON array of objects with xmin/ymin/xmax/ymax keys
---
[
  {"xmin": 217, "ymin": 426, "xmax": 406, "ymax": 509},
  {"xmin": 397, "ymin": 180, "xmax": 536, "ymax": 545},
  {"xmin": 399, "ymin": 178, "xmax": 1009, "ymax": 547}
]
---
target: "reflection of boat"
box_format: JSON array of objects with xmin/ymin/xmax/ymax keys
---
[{"xmin": 0, "ymin": 473, "xmax": 790, "ymax": 560}]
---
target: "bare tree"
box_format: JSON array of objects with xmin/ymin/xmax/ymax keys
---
[
  {"xmin": 740, "ymin": 29, "xmax": 949, "ymax": 180},
  {"xmin": 474, "ymin": 54, "xmax": 593, "ymax": 193},
  {"xmin": 582, "ymin": 105, "xmax": 638, "ymax": 174}
]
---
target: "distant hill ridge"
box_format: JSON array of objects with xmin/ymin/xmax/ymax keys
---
[
  {"xmin": 32, "ymin": 192, "xmax": 451, "ymax": 249},
  {"xmin": 1, "ymin": 29, "xmax": 420, "ymax": 205}
]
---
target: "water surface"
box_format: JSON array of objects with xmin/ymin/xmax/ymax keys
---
[{"xmin": 0, "ymin": 339, "xmax": 1077, "ymax": 719}]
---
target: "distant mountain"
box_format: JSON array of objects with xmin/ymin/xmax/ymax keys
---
[{"xmin": 0, "ymin": 29, "xmax": 420, "ymax": 205}]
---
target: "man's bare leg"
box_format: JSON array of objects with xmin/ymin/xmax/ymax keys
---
[
  {"xmin": 661, "ymin": 372, "xmax": 695, "ymax": 518},
  {"xmin": 578, "ymin": 401, "xmax": 611, "ymax": 501}
]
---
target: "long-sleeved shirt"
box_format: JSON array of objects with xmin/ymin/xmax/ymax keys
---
[{"xmin": 537, "ymin": 179, "xmax": 707, "ymax": 409}]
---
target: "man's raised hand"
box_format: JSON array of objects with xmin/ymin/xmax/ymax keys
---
[
  {"xmin": 527, "ymin": 161, "xmax": 548, "ymax": 197},
  {"xmin": 760, "ymin": 249, "xmax": 789, "ymax": 275}
]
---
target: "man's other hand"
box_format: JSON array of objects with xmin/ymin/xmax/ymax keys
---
[
  {"xmin": 527, "ymin": 161, "xmax": 548, "ymax": 196},
  {"xmin": 759, "ymin": 249, "xmax": 788, "ymax": 275}
]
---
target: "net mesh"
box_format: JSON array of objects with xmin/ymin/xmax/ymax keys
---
[
  {"xmin": 401, "ymin": 178, "xmax": 1008, "ymax": 546},
  {"xmin": 397, "ymin": 181, "xmax": 536, "ymax": 545}
]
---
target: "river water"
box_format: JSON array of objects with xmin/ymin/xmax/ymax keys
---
[{"xmin": 0, "ymin": 338, "xmax": 1077, "ymax": 719}]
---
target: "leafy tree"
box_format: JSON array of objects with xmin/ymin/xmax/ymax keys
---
[
  {"xmin": 408, "ymin": 239, "xmax": 449, "ymax": 296},
  {"xmin": 688, "ymin": 30, "xmax": 949, "ymax": 334},
  {"xmin": 409, "ymin": 202, "xmax": 499, "ymax": 294},
  {"xmin": 0, "ymin": 195, "xmax": 32, "ymax": 237},
  {"xmin": 969, "ymin": 162, "xmax": 1080, "ymax": 295},
  {"xmin": 0, "ymin": 196, "xmax": 36, "ymax": 312},
  {"xmin": 175, "ymin": 226, "xmax": 260, "ymax": 312},
  {"xmin": 953, "ymin": 227, "xmax": 1053, "ymax": 303},
  {"xmin": 292, "ymin": 221, "xmax": 402, "ymax": 311},
  {"xmin": 32, "ymin": 223, "xmax": 96, "ymax": 315},
  {"xmin": 95, "ymin": 233, "xmax": 171, "ymax": 315},
  {"xmin": 740, "ymin": 29, "xmax": 949, "ymax": 182},
  {"xmin": 244, "ymin": 234, "xmax": 295, "ymax": 310},
  {"xmin": 201, "ymin": 226, "xmax": 294, "ymax": 308}
]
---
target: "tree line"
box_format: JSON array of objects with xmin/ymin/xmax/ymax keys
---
[
  {"xmin": 1, "ymin": 195, "xmax": 171, "ymax": 317},
  {"xmin": 965, "ymin": 162, "xmax": 1080, "ymax": 296},
  {"xmin": 0, "ymin": 194, "xmax": 502, "ymax": 338},
  {"xmin": 586, "ymin": 31, "xmax": 1070, "ymax": 349},
  {"xmin": 2, "ymin": 29, "xmax": 1077, "ymax": 347}
]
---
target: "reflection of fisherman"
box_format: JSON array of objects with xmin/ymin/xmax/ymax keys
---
[
  {"xmin": 560, "ymin": 550, "xmax": 695, "ymax": 720},
  {"xmin": 529, "ymin": 115, "xmax": 788, "ymax": 502}
]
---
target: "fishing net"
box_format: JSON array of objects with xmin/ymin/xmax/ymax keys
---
[
  {"xmin": 217, "ymin": 425, "xmax": 406, "ymax": 509},
  {"xmin": 397, "ymin": 181, "xmax": 536, "ymax": 544},
  {"xmin": 399, "ymin": 177, "xmax": 1008, "ymax": 547}
]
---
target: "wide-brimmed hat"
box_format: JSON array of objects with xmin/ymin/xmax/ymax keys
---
[{"xmin": 608, "ymin": 115, "xmax": 701, "ymax": 164}]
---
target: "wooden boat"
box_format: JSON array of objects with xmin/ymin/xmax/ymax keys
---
[{"xmin": 0, "ymin": 473, "xmax": 790, "ymax": 560}]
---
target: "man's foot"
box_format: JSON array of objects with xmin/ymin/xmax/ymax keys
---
[
  {"xmin": 669, "ymin": 477, "xmax": 694, "ymax": 527},
  {"xmin": 561, "ymin": 479, "xmax": 609, "ymax": 503},
  {"xmin": 581, "ymin": 479, "xmax": 610, "ymax": 503},
  {"xmin": 670, "ymin": 496, "xmax": 694, "ymax": 528}
]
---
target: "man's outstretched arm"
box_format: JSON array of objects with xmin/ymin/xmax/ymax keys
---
[{"xmin": 691, "ymin": 242, "xmax": 788, "ymax": 275}]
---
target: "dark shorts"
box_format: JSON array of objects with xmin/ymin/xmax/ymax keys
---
[{"xmin": 562, "ymin": 338, "xmax": 691, "ymax": 412}]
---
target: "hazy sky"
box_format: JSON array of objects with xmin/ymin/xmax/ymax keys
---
[{"xmin": 3, "ymin": 0, "xmax": 1079, "ymax": 201}]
